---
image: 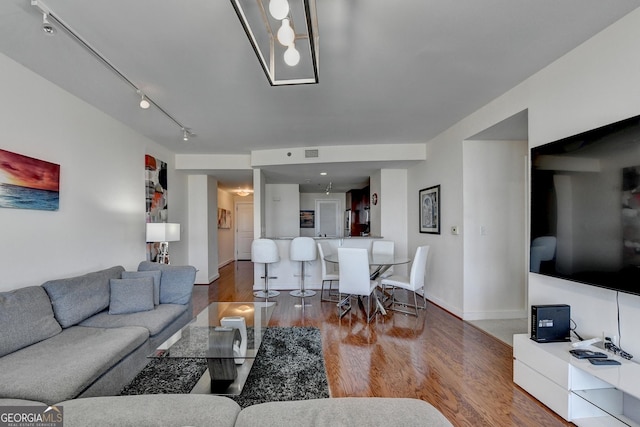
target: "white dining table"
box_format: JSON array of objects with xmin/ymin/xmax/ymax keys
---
[{"xmin": 323, "ymin": 253, "xmax": 410, "ymax": 315}]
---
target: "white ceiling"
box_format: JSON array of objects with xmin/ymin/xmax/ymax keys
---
[{"xmin": 1, "ymin": 0, "xmax": 639, "ymax": 191}]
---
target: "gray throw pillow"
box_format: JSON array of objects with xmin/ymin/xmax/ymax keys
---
[
  {"xmin": 137, "ymin": 261, "xmax": 196, "ymax": 305},
  {"xmin": 109, "ymin": 278, "xmax": 155, "ymax": 315},
  {"xmin": 121, "ymin": 270, "xmax": 161, "ymax": 305}
]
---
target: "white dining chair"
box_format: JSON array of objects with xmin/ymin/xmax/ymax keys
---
[
  {"xmin": 371, "ymin": 240, "xmax": 395, "ymax": 278},
  {"xmin": 317, "ymin": 241, "xmax": 339, "ymax": 302},
  {"xmin": 381, "ymin": 245, "xmax": 429, "ymax": 316},
  {"xmin": 338, "ymin": 247, "xmax": 380, "ymax": 323}
]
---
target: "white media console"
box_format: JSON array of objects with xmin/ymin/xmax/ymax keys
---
[{"xmin": 513, "ymin": 334, "xmax": 640, "ymax": 426}]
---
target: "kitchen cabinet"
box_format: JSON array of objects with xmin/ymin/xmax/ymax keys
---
[{"xmin": 346, "ymin": 186, "xmax": 370, "ymax": 236}]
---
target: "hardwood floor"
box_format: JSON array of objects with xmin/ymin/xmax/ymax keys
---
[{"xmin": 194, "ymin": 261, "xmax": 571, "ymax": 427}]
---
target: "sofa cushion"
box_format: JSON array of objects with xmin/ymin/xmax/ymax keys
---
[
  {"xmin": 234, "ymin": 397, "xmax": 453, "ymax": 427},
  {"xmin": 137, "ymin": 262, "xmax": 196, "ymax": 305},
  {"xmin": 121, "ymin": 270, "xmax": 161, "ymax": 305},
  {"xmin": 109, "ymin": 278, "xmax": 155, "ymax": 315},
  {"xmin": 57, "ymin": 394, "xmax": 241, "ymax": 427},
  {"xmin": 0, "ymin": 286, "xmax": 62, "ymax": 357},
  {"xmin": 0, "ymin": 325, "xmax": 148, "ymax": 405},
  {"xmin": 42, "ymin": 266, "xmax": 125, "ymax": 328},
  {"xmin": 80, "ymin": 304, "xmax": 188, "ymax": 336}
]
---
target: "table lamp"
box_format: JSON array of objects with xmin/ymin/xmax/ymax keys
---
[{"xmin": 146, "ymin": 222, "xmax": 180, "ymax": 264}]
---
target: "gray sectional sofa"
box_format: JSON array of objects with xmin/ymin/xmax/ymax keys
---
[
  {"xmin": 3, "ymin": 394, "xmax": 453, "ymax": 426},
  {"xmin": 0, "ymin": 261, "xmax": 196, "ymax": 405},
  {"xmin": 0, "ymin": 261, "xmax": 453, "ymax": 426}
]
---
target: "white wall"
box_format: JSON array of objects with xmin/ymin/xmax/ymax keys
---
[
  {"xmin": 0, "ymin": 53, "xmax": 188, "ymax": 291},
  {"xmin": 408, "ymin": 134, "xmax": 465, "ymax": 316},
  {"xmin": 380, "ymin": 169, "xmax": 409, "ymax": 275},
  {"xmin": 265, "ymin": 183, "xmax": 300, "ymax": 237},
  {"xmin": 369, "ymin": 171, "xmax": 382, "ymax": 237},
  {"xmin": 187, "ymin": 175, "xmax": 218, "ymax": 284},
  {"xmin": 463, "ymin": 140, "xmax": 527, "ymax": 320},
  {"xmin": 413, "ymin": 8, "xmax": 640, "ymax": 355}
]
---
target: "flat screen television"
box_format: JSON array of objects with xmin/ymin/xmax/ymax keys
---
[{"xmin": 530, "ymin": 114, "xmax": 640, "ymax": 296}]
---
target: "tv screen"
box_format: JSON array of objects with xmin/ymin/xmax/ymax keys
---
[{"xmin": 530, "ymin": 114, "xmax": 640, "ymax": 296}]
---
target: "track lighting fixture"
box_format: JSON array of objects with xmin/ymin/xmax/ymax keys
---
[
  {"xmin": 325, "ymin": 182, "xmax": 332, "ymax": 195},
  {"xmin": 31, "ymin": 0, "xmax": 195, "ymax": 144}
]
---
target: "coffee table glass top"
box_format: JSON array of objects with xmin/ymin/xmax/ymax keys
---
[{"xmin": 151, "ymin": 301, "xmax": 275, "ymax": 360}]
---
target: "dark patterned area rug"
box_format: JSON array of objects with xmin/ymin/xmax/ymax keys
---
[{"xmin": 120, "ymin": 327, "xmax": 330, "ymax": 408}]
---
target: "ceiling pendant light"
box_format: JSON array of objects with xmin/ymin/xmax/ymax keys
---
[
  {"xmin": 283, "ymin": 43, "xmax": 300, "ymax": 66},
  {"xmin": 276, "ymin": 18, "xmax": 295, "ymax": 46},
  {"xmin": 231, "ymin": 0, "xmax": 319, "ymax": 85},
  {"xmin": 269, "ymin": 0, "xmax": 289, "ymax": 20},
  {"xmin": 182, "ymin": 129, "xmax": 189, "ymax": 142}
]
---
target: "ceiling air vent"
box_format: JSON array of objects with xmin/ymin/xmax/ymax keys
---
[{"xmin": 305, "ymin": 149, "xmax": 319, "ymax": 158}]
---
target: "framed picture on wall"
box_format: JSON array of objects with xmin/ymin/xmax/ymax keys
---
[
  {"xmin": 300, "ymin": 210, "xmax": 315, "ymax": 228},
  {"xmin": 0, "ymin": 149, "xmax": 60, "ymax": 211},
  {"xmin": 218, "ymin": 208, "xmax": 232, "ymax": 229},
  {"xmin": 419, "ymin": 185, "xmax": 440, "ymax": 234}
]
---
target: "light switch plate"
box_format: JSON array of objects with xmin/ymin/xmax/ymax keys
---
[{"xmin": 451, "ymin": 226, "xmax": 459, "ymax": 235}]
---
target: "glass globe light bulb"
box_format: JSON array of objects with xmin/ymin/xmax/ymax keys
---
[
  {"xmin": 284, "ymin": 44, "xmax": 300, "ymax": 66},
  {"xmin": 269, "ymin": 0, "xmax": 289, "ymax": 20},
  {"xmin": 277, "ymin": 18, "xmax": 295, "ymax": 46}
]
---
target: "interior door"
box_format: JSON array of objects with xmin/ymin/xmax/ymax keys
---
[
  {"xmin": 235, "ymin": 202, "xmax": 253, "ymax": 260},
  {"xmin": 315, "ymin": 199, "xmax": 340, "ymax": 237}
]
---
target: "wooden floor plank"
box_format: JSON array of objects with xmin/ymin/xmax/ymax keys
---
[{"xmin": 193, "ymin": 261, "xmax": 571, "ymax": 427}]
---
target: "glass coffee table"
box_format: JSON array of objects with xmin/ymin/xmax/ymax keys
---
[{"xmin": 150, "ymin": 301, "xmax": 275, "ymax": 395}]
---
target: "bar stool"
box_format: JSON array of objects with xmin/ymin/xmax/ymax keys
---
[
  {"xmin": 251, "ymin": 239, "xmax": 280, "ymax": 298},
  {"xmin": 289, "ymin": 237, "xmax": 317, "ymax": 297}
]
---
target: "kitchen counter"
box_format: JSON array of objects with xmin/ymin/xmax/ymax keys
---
[
  {"xmin": 253, "ymin": 236, "xmax": 384, "ymax": 291},
  {"xmin": 263, "ymin": 236, "xmax": 383, "ymax": 240}
]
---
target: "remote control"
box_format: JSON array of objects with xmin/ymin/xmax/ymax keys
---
[
  {"xmin": 588, "ymin": 358, "xmax": 621, "ymax": 366},
  {"xmin": 569, "ymin": 349, "xmax": 607, "ymax": 359}
]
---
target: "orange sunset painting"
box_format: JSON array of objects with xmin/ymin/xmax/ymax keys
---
[{"xmin": 0, "ymin": 149, "xmax": 60, "ymax": 211}]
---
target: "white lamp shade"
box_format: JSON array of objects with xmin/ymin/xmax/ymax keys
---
[{"xmin": 146, "ymin": 223, "xmax": 181, "ymax": 242}]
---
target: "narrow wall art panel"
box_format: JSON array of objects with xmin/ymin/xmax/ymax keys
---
[
  {"xmin": 145, "ymin": 154, "xmax": 168, "ymax": 261},
  {"xmin": 0, "ymin": 149, "xmax": 60, "ymax": 211}
]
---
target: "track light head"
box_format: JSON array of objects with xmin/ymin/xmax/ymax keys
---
[
  {"xmin": 182, "ymin": 128, "xmax": 195, "ymax": 142},
  {"xmin": 137, "ymin": 91, "xmax": 150, "ymax": 109},
  {"xmin": 42, "ymin": 13, "xmax": 55, "ymax": 35}
]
